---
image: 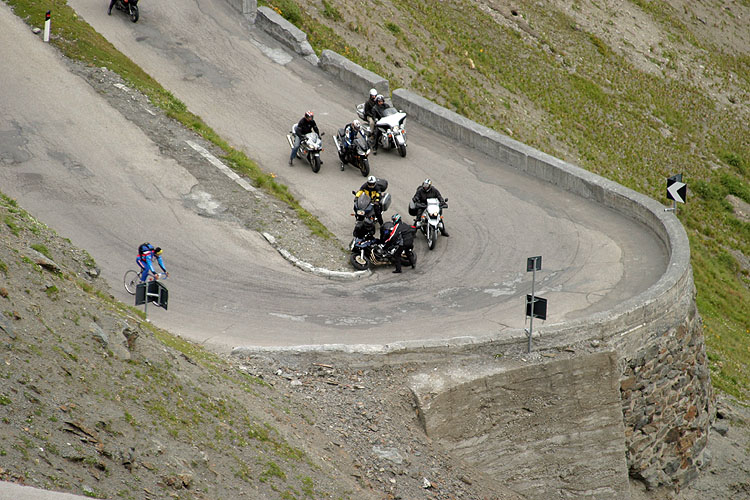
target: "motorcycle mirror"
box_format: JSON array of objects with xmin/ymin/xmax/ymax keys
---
[
  {"xmin": 445, "ymin": 198, "xmax": 449, "ymax": 202},
  {"xmin": 320, "ymin": 132, "xmax": 325, "ymax": 136},
  {"xmin": 352, "ymin": 190, "xmax": 356, "ymax": 195}
]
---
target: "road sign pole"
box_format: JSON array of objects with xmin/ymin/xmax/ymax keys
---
[{"xmin": 528, "ymin": 266, "xmax": 535, "ymax": 353}]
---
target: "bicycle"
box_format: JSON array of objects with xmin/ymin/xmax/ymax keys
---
[{"xmin": 123, "ymin": 269, "xmax": 168, "ymax": 295}]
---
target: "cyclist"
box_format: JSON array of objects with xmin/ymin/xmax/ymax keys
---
[{"xmin": 137, "ymin": 243, "xmax": 168, "ymax": 282}]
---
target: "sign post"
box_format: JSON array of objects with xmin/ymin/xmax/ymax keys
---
[
  {"xmin": 135, "ymin": 281, "xmax": 169, "ymax": 320},
  {"xmin": 666, "ymin": 173, "xmax": 686, "ymax": 212},
  {"xmin": 525, "ymin": 256, "xmax": 544, "ymax": 353},
  {"xmin": 43, "ymin": 11, "xmax": 51, "ymax": 43}
]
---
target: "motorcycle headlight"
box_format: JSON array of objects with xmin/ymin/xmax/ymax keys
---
[{"xmin": 357, "ymin": 210, "xmax": 365, "ymax": 216}]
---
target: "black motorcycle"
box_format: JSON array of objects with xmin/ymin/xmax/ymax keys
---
[
  {"xmin": 334, "ymin": 129, "xmax": 371, "ymax": 177},
  {"xmin": 112, "ymin": 0, "xmax": 140, "ymax": 22},
  {"xmin": 349, "ymin": 221, "xmax": 417, "ymax": 270}
]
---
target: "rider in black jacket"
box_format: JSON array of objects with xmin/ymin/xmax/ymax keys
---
[
  {"xmin": 412, "ymin": 179, "xmax": 449, "ymax": 236},
  {"xmin": 289, "ymin": 111, "xmax": 320, "ymax": 165},
  {"xmin": 370, "ymin": 95, "xmax": 390, "ymax": 154},
  {"xmin": 363, "ymin": 89, "xmax": 378, "ymax": 143},
  {"xmin": 383, "ymin": 213, "xmax": 416, "ymax": 273}
]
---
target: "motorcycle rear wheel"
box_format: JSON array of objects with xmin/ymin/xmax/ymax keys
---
[
  {"xmin": 350, "ymin": 253, "xmax": 370, "ymax": 270},
  {"xmin": 359, "ymin": 158, "xmax": 370, "ymax": 177},
  {"xmin": 129, "ymin": 5, "xmax": 139, "ymax": 22},
  {"xmin": 311, "ymin": 156, "xmax": 321, "ymax": 173}
]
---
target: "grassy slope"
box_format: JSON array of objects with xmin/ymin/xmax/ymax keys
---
[{"xmin": 268, "ymin": 0, "xmax": 750, "ymax": 399}]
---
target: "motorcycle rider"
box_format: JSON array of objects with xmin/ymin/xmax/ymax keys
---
[
  {"xmin": 412, "ymin": 178, "xmax": 450, "ymax": 237},
  {"xmin": 383, "ymin": 213, "xmax": 416, "ymax": 273},
  {"xmin": 363, "ymin": 88, "xmax": 379, "ymax": 142},
  {"xmin": 340, "ymin": 119, "xmax": 367, "ymax": 164},
  {"xmin": 370, "ymin": 95, "xmax": 390, "ymax": 155},
  {"xmin": 289, "ymin": 111, "xmax": 321, "ymax": 166},
  {"xmin": 354, "ymin": 175, "xmax": 386, "ymax": 225}
]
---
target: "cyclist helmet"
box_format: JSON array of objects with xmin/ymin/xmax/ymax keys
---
[
  {"xmin": 367, "ymin": 175, "xmax": 377, "ymax": 187},
  {"xmin": 352, "ymin": 119, "xmax": 361, "ymax": 130},
  {"xmin": 369, "ymin": 88, "xmax": 377, "ymax": 98},
  {"xmin": 155, "ymin": 247, "xmax": 163, "ymax": 256},
  {"xmin": 304, "ymin": 110, "xmax": 314, "ymax": 119},
  {"xmin": 422, "ymin": 178, "xmax": 432, "ymax": 190},
  {"xmin": 391, "ymin": 213, "xmax": 401, "ymax": 224}
]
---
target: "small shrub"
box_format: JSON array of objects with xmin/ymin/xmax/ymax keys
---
[
  {"xmin": 385, "ymin": 22, "xmax": 401, "ymax": 35},
  {"xmin": 321, "ymin": 0, "xmax": 341, "ymax": 21},
  {"xmin": 31, "ymin": 243, "xmax": 52, "ymax": 260}
]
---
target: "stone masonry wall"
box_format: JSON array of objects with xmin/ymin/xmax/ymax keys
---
[{"xmin": 619, "ymin": 299, "xmax": 713, "ymax": 489}]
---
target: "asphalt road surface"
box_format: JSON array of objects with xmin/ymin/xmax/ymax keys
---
[{"xmin": 0, "ymin": 1, "xmax": 668, "ymax": 350}]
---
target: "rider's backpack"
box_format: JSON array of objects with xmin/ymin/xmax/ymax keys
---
[
  {"xmin": 138, "ymin": 242, "xmax": 154, "ymax": 256},
  {"xmin": 401, "ymin": 225, "xmax": 416, "ymax": 246}
]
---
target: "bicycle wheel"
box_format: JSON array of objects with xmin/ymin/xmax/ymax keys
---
[{"xmin": 123, "ymin": 270, "xmax": 140, "ymax": 295}]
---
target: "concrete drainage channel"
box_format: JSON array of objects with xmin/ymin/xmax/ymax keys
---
[{"xmin": 223, "ymin": 3, "xmax": 712, "ymax": 499}]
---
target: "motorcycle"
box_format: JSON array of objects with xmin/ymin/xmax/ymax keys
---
[
  {"xmin": 286, "ymin": 124, "xmax": 324, "ymax": 173},
  {"xmin": 351, "ymin": 183, "xmax": 391, "ymax": 223},
  {"xmin": 112, "ymin": 0, "xmax": 140, "ymax": 22},
  {"xmin": 349, "ymin": 223, "xmax": 417, "ymax": 270},
  {"xmin": 357, "ymin": 103, "xmax": 407, "ymax": 157},
  {"xmin": 334, "ymin": 128, "xmax": 371, "ymax": 177},
  {"xmin": 411, "ymin": 197, "xmax": 448, "ymax": 250}
]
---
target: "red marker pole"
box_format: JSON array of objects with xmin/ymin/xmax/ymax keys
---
[{"xmin": 43, "ymin": 11, "xmax": 51, "ymax": 43}]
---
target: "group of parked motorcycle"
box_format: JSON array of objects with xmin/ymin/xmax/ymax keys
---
[
  {"xmin": 286, "ymin": 99, "xmax": 407, "ymax": 177},
  {"xmin": 285, "ymin": 94, "xmax": 446, "ymax": 271},
  {"xmin": 348, "ymin": 178, "xmax": 448, "ymax": 271}
]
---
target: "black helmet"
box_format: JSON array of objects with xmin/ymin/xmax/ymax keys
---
[
  {"xmin": 391, "ymin": 213, "xmax": 401, "ymax": 224},
  {"xmin": 376, "ymin": 94, "xmax": 384, "ymax": 103}
]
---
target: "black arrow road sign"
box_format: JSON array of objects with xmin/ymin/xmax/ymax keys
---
[{"xmin": 667, "ymin": 175, "xmax": 686, "ymax": 204}]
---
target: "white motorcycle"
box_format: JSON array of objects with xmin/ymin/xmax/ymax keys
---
[
  {"xmin": 286, "ymin": 124, "xmax": 324, "ymax": 173},
  {"xmin": 357, "ymin": 104, "xmax": 408, "ymax": 157},
  {"xmin": 412, "ymin": 197, "xmax": 448, "ymax": 250}
]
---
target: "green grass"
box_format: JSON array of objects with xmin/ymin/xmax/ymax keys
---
[{"xmin": 31, "ymin": 243, "xmax": 52, "ymax": 260}]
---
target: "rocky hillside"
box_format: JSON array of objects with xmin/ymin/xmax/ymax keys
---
[{"xmin": 0, "ymin": 191, "xmax": 516, "ymax": 499}]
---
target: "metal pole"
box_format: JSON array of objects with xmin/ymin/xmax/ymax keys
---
[{"xmin": 528, "ymin": 265, "xmax": 535, "ymax": 353}]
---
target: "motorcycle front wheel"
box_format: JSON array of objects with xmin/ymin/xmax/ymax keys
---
[
  {"xmin": 397, "ymin": 143, "xmax": 407, "ymax": 158},
  {"xmin": 129, "ymin": 5, "xmax": 139, "ymax": 22},
  {"xmin": 427, "ymin": 225, "xmax": 437, "ymax": 250},
  {"xmin": 311, "ymin": 155, "xmax": 321, "ymax": 173},
  {"xmin": 350, "ymin": 252, "xmax": 370, "ymax": 270},
  {"xmin": 359, "ymin": 158, "xmax": 370, "ymax": 177}
]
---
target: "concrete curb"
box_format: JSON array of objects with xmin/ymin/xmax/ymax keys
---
[
  {"xmin": 232, "ymin": 329, "xmax": 532, "ymax": 357},
  {"xmin": 261, "ymin": 232, "xmax": 369, "ymax": 280},
  {"xmin": 254, "ymin": 7, "xmax": 318, "ymax": 65},
  {"xmin": 318, "ymin": 50, "xmax": 390, "ymax": 96}
]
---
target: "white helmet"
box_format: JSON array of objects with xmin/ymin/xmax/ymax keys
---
[
  {"xmin": 367, "ymin": 175, "xmax": 377, "ymax": 186},
  {"xmin": 369, "ymin": 88, "xmax": 377, "ymax": 97},
  {"xmin": 352, "ymin": 119, "xmax": 361, "ymax": 130}
]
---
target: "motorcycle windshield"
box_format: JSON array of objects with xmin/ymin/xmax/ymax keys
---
[
  {"xmin": 354, "ymin": 135, "xmax": 369, "ymax": 154},
  {"xmin": 354, "ymin": 193, "xmax": 372, "ymax": 211},
  {"xmin": 376, "ymin": 108, "xmax": 407, "ymax": 129}
]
